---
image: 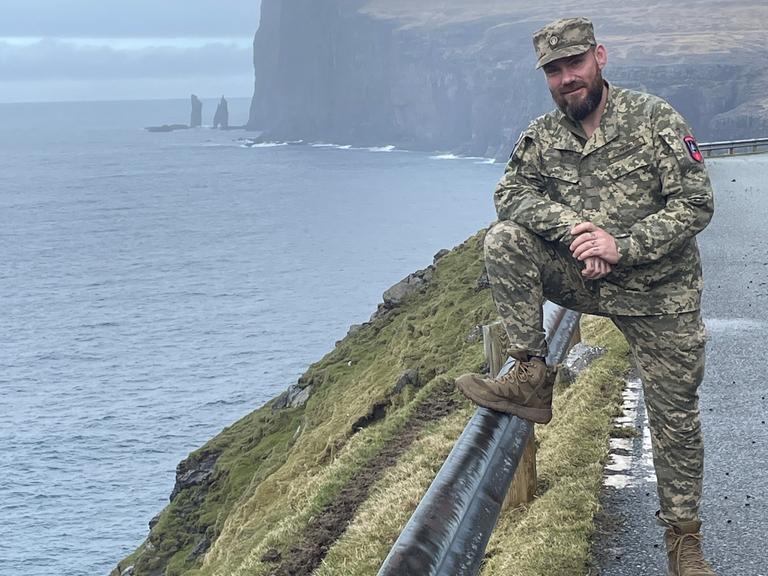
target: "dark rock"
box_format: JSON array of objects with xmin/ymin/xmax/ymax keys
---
[
  {"xmin": 272, "ymin": 383, "xmax": 314, "ymax": 410},
  {"xmin": 261, "ymin": 548, "xmax": 282, "ymax": 563},
  {"xmin": 351, "ymin": 402, "xmax": 388, "ymax": 431},
  {"xmin": 560, "ymin": 343, "xmax": 606, "ymax": 385},
  {"xmin": 346, "ymin": 323, "xmax": 364, "ymax": 337},
  {"xmin": 475, "ymin": 270, "xmax": 490, "ymax": 291},
  {"xmin": 170, "ymin": 449, "xmax": 220, "ymax": 501},
  {"xmin": 465, "ymin": 325, "xmax": 483, "ymax": 343},
  {"xmin": 145, "ymin": 124, "xmax": 189, "ymax": 133},
  {"xmin": 392, "ymin": 368, "xmax": 421, "ymax": 394},
  {"xmin": 370, "ymin": 266, "xmax": 434, "ymax": 321},
  {"xmin": 148, "ymin": 512, "xmax": 161, "ymax": 530},
  {"xmin": 190, "ymin": 94, "xmax": 203, "ymax": 128},
  {"xmin": 187, "ymin": 532, "xmax": 212, "ymax": 561},
  {"xmin": 433, "ymin": 249, "xmax": 450, "ymax": 264},
  {"xmin": 384, "ymin": 267, "xmax": 434, "ymax": 307},
  {"xmin": 213, "ymin": 96, "xmax": 229, "ymax": 129},
  {"xmin": 369, "ymin": 303, "xmax": 391, "ymax": 322}
]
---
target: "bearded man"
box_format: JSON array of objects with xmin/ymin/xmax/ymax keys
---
[{"xmin": 456, "ymin": 17, "xmax": 716, "ymax": 576}]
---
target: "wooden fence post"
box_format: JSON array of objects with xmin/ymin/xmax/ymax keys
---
[
  {"xmin": 482, "ymin": 321, "xmax": 537, "ymax": 509},
  {"xmin": 482, "ymin": 322, "xmax": 506, "ymax": 377},
  {"xmin": 504, "ymin": 435, "xmax": 537, "ymax": 510}
]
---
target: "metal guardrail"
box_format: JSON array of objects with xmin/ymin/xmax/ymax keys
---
[
  {"xmin": 378, "ymin": 302, "xmax": 581, "ymax": 576},
  {"xmin": 699, "ymin": 137, "xmax": 768, "ymax": 157}
]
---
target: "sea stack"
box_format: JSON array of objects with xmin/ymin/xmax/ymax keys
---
[
  {"xmin": 213, "ymin": 96, "xmax": 229, "ymax": 129},
  {"xmin": 190, "ymin": 94, "xmax": 202, "ymax": 128}
]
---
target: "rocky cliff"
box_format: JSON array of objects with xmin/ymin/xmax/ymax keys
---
[{"xmin": 247, "ymin": 0, "xmax": 768, "ymax": 157}]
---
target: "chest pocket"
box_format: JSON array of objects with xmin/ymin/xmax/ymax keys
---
[
  {"xmin": 607, "ymin": 154, "xmax": 651, "ymax": 179},
  {"xmin": 541, "ymin": 161, "xmax": 581, "ymax": 209},
  {"xmin": 603, "ymin": 144, "xmax": 661, "ymax": 219},
  {"xmin": 542, "ymin": 164, "xmax": 579, "ymax": 182}
]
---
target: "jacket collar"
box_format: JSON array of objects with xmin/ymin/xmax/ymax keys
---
[{"xmin": 551, "ymin": 81, "xmax": 619, "ymax": 153}]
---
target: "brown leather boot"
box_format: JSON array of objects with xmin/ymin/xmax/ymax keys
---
[
  {"xmin": 664, "ymin": 519, "xmax": 717, "ymax": 576},
  {"xmin": 455, "ymin": 357, "xmax": 557, "ymax": 423}
]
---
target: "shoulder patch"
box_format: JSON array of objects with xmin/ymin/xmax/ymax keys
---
[
  {"xmin": 683, "ymin": 136, "xmax": 704, "ymax": 163},
  {"xmin": 509, "ymin": 130, "xmax": 531, "ymax": 160}
]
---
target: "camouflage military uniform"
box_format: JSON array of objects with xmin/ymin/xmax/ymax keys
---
[{"xmin": 486, "ymin": 83, "xmax": 714, "ymax": 524}]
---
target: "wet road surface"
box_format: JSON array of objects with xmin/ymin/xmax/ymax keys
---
[{"xmin": 593, "ymin": 154, "xmax": 768, "ymax": 576}]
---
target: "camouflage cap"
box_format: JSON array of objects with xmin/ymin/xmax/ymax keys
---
[{"xmin": 533, "ymin": 17, "xmax": 596, "ymax": 69}]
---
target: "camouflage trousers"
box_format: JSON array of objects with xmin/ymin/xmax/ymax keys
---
[{"xmin": 485, "ymin": 221, "xmax": 706, "ymax": 523}]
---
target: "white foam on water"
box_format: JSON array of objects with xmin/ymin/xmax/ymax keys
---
[
  {"xmin": 431, "ymin": 153, "xmax": 461, "ymax": 160},
  {"xmin": 430, "ymin": 153, "xmax": 496, "ymax": 163},
  {"xmin": 240, "ymin": 141, "xmax": 289, "ymax": 148}
]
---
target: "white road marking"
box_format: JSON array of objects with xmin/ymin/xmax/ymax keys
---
[{"xmin": 604, "ymin": 377, "xmax": 657, "ymax": 489}]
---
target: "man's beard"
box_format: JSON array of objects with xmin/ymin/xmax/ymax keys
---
[{"xmin": 552, "ymin": 71, "xmax": 605, "ymax": 122}]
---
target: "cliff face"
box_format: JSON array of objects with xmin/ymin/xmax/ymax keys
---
[{"xmin": 248, "ymin": 0, "xmax": 768, "ymax": 157}]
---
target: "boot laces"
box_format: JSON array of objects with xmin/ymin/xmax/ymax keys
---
[
  {"xmin": 505, "ymin": 360, "xmax": 534, "ymax": 384},
  {"xmin": 671, "ymin": 532, "xmax": 713, "ymax": 573}
]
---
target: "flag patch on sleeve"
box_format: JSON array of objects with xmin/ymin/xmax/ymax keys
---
[{"xmin": 683, "ymin": 136, "xmax": 704, "ymax": 163}]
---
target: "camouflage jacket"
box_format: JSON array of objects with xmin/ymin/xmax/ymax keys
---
[{"xmin": 494, "ymin": 84, "xmax": 715, "ymax": 315}]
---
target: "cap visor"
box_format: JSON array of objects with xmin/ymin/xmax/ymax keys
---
[{"xmin": 535, "ymin": 44, "xmax": 593, "ymax": 69}]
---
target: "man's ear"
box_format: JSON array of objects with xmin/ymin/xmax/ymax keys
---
[{"xmin": 595, "ymin": 44, "xmax": 607, "ymax": 71}]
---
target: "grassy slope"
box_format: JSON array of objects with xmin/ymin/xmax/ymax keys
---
[
  {"xmin": 361, "ymin": 0, "xmax": 768, "ymax": 58},
  {"xmin": 114, "ymin": 231, "xmax": 498, "ymax": 576},
  {"xmin": 313, "ymin": 315, "xmax": 630, "ymax": 575},
  {"xmin": 115, "ymin": 229, "xmax": 632, "ymax": 576}
]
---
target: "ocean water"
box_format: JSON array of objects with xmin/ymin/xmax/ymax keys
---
[{"xmin": 0, "ymin": 98, "xmax": 499, "ymax": 575}]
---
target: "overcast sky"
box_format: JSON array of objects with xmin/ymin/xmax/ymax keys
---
[{"xmin": 0, "ymin": 1, "xmax": 262, "ymax": 103}]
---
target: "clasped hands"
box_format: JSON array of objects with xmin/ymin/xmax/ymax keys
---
[{"xmin": 569, "ymin": 222, "xmax": 620, "ymax": 280}]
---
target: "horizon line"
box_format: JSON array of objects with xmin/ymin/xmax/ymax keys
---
[{"xmin": 0, "ymin": 95, "xmax": 254, "ymax": 106}]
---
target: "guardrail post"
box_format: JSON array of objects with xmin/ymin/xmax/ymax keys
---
[
  {"xmin": 484, "ymin": 322, "xmax": 537, "ymax": 509},
  {"xmin": 482, "ymin": 322, "xmax": 506, "ymax": 377},
  {"xmin": 503, "ymin": 313, "xmax": 582, "ymax": 509},
  {"xmin": 504, "ymin": 433, "xmax": 537, "ymax": 509}
]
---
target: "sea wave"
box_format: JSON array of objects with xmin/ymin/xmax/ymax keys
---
[
  {"xmin": 430, "ymin": 153, "xmax": 461, "ymax": 160},
  {"xmin": 239, "ymin": 140, "xmax": 289, "ymax": 148},
  {"xmin": 311, "ymin": 142, "xmax": 353, "ymax": 150},
  {"xmin": 431, "ymin": 153, "xmax": 495, "ymax": 164},
  {"xmin": 368, "ymin": 145, "xmax": 396, "ymax": 152},
  {"xmin": 239, "ymin": 139, "xmax": 305, "ymax": 148}
]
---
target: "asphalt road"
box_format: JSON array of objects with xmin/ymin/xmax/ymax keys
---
[{"xmin": 593, "ymin": 153, "xmax": 768, "ymax": 576}]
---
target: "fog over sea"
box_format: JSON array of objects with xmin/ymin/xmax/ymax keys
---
[{"xmin": 0, "ymin": 97, "xmax": 499, "ymax": 575}]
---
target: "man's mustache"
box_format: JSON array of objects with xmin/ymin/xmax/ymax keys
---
[{"xmin": 560, "ymin": 83, "xmax": 587, "ymax": 95}]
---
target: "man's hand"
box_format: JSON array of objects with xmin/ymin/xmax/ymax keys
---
[
  {"xmin": 570, "ymin": 222, "xmax": 620, "ymax": 265},
  {"xmin": 582, "ymin": 256, "xmax": 613, "ymax": 279}
]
